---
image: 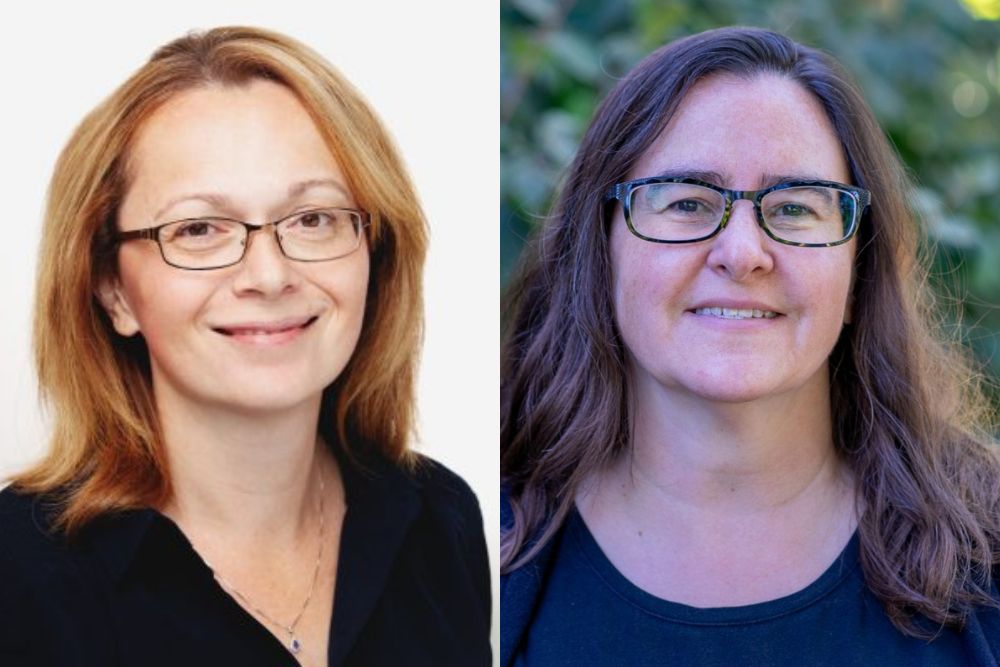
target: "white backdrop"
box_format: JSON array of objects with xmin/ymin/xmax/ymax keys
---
[{"xmin": 0, "ymin": 0, "xmax": 498, "ymax": 657}]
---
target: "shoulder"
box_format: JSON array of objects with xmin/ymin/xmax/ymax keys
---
[
  {"xmin": 0, "ymin": 485, "xmax": 117, "ymax": 599},
  {"xmin": 0, "ymin": 486, "xmax": 99, "ymax": 598},
  {"xmin": 501, "ymin": 483, "xmax": 513, "ymax": 530},
  {"xmin": 407, "ymin": 454, "xmax": 485, "ymax": 543},
  {"xmin": 499, "ymin": 484, "xmax": 566, "ymax": 667},
  {"xmin": 0, "ymin": 487, "xmax": 44, "ymax": 659},
  {"xmin": 0, "ymin": 485, "xmax": 98, "ymax": 585},
  {"xmin": 411, "ymin": 454, "xmax": 481, "ymax": 511},
  {"xmin": 0, "ymin": 486, "xmax": 116, "ymax": 661},
  {"xmin": 961, "ymin": 582, "xmax": 1000, "ymax": 662},
  {"xmin": 397, "ymin": 455, "xmax": 491, "ymax": 615},
  {"xmin": 0, "ymin": 485, "xmax": 69, "ymax": 571},
  {"xmin": 370, "ymin": 454, "xmax": 492, "ymax": 659},
  {"xmin": 343, "ymin": 450, "xmax": 486, "ymax": 553},
  {"xmin": 499, "ymin": 483, "xmax": 556, "ymax": 574}
]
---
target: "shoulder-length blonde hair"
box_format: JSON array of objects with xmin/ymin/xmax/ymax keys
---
[{"xmin": 12, "ymin": 26, "xmax": 427, "ymax": 535}]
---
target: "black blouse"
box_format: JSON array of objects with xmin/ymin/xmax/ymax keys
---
[{"xmin": 0, "ymin": 451, "xmax": 491, "ymax": 666}]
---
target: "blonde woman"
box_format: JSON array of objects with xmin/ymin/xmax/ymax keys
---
[{"xmin": 0, "ymin": 27, "xmax": 490, "ymax": 666}]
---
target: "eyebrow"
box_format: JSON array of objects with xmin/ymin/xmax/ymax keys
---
[
  {"xmin": 758, "ymin": 172, "xmax": 830, "ymax": 189},
  {"xmin": 770, "ymin": 183, "xmax": 837, "ymax": 207},
  {"xmin": 651, "ymin": 168, "xmax": 728, "ymax": 185},
  {"xmin": 649, "ymin": 168, "xmax": 831, "ymax": 190},
  {"xmin": 153, "ymin": 178, "xmax": 351, "ymax": 222}
]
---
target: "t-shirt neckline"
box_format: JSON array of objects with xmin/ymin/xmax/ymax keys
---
[{"xmin": 567, "ymin": 507, "xmax": 861, "ymax": 626}]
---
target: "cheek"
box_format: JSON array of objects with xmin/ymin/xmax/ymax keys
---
[
  {"xmin": 339, "ymin": 252, "xmax": 370, "ymax": 311},
  {"xmin": 790, "ymin": 251, "xmax": 855, "ymax": 351},
  {"xmin": 609, "ymin": 228, "xmax": 641, "ymax": 338},
  {"xmin": 318, "ymin": 252, "xmax": 371, "ymax": 338},
  {"xmin": 610, "ymin": 235, "xmax": 682, "ymax": 348},
  {"xmin": 117, "ymin": 250, "xmax": 212, "ymax": 345},
  {"xmin": 318, "ymin": 257, "xmax": 371, "ymax": 380},
  {"xmin": 812, "ymin": 254, "xmax": 855, "ymax": 319},
  {"xmin": 612, "ymin": 259, "xmax": 650, "ymax": 339}
]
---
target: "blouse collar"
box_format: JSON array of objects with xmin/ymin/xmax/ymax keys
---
[{"xmin": 77, "ymin": 444, "xmax": 423, "ymax": 664}]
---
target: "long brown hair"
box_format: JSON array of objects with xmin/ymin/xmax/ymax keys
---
[
  {"xmin": 501, "ymin": 26, "xmax": 1000, "ymax": 636},
  {"xmin": 12, "ymin": 26, "xmax": 427, "ymax": 535}
]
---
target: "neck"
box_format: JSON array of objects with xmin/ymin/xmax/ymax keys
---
[
  {"xmin": 155, "ymin": 383, "xmax": 333, "ymax": 548},
  {"xmin": 583, "ymin": 363, "xmax": 854, "ymax": 525}
]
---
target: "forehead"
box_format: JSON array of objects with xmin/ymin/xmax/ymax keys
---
[
  {"xmin": 632, "ymin": 73, "xmax": 850, "ymax": 187},
  {"xmin": 121, "ymin": 80, "xmax": 347, "ymax": 219}
]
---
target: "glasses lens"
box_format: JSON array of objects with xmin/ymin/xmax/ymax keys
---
[
  {"xmin": 277, "ymin": 209, "xmax": 363, "ymax": 261},
  {"xmin": 760, "ymin": 186, "xmax": 856, "ymax": 245},
  {"xmin": 628, "ymin": 183, "xmax": 726, "ymax": 242},
  {"xmin": 159, "ymin": 218, "xmax": 246, "ymax": 269}
]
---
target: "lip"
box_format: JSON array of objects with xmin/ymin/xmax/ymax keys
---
[{"xmin": 212, "ymin": 315, "xmax": 319, "ymax": 345}]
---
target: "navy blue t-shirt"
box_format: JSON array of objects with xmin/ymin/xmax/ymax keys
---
[{"xmin": 515, "ymin": 509, "xmax": 1000, "ymax": 666}]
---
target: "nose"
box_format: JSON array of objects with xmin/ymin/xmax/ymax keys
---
[
  {"xmin": 705, "ymin": 200, "xmax": 775, "ymax": 281},
  {"xmin": 231, "ymin": 224, "xmax": 300, "ymax": 297}
]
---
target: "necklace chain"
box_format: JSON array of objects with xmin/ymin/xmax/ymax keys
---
[{"xmin": 199, "ymin": 465, "xmax": 326, "ymax": 655}]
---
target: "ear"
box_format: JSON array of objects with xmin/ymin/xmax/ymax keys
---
[{"xmin": 95, "ymin": 276, "xmax": 141, "ymax": 337}]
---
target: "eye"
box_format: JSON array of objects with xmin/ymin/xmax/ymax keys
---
[
  {"xmin": 293, "ymin": 211, "xmax": 334, "ymax": 229},
  {"xmin": 658, "ymin": 196, "xmax": 721, "ymax": 222},
  {"xmin": 178, "ymin": 221, "xmax": 210, "ymax": 237},
  {"xmin": 670, "ymin": 199, "xmax": 704, "ymax": 214},
  {"xmin": 170, "ymin": 220, "xmax": 228, "ymax": 239},
  {"xmin": 776, "ymin": 203, "xmax": 811, "ymax": 217},
  {"xmin": 636, "ymin": 183, "xmax": 723, "ymax": 221}
]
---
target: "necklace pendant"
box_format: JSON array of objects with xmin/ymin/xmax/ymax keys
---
[{"xmin": 290, "ymin": 637, "xmax": 302, "ymax": 654}]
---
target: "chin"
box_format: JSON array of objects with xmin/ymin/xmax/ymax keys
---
[
  {"xmin": 663, "ymin": 360, "xmax": 826, "ymax": 406},
  {"xmin": 664, "ymin": 377, "xmax": 776, "ymax": 404},
  {"xmin": 682, "ymin": 384, "xmax": 784, "ymax": 405},
  {"xmin": 221, "ymin": 362, "xmax": 348, "ymax": 408},
  {"xmin": 190, "ymin": 374, "xmax": 332, "ymax": 414},
  {"xmin": 221, "ymin": 389, "xmax": 325, "ymax": 414}
]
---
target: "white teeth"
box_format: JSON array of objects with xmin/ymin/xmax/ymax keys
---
[{"xmin": 694, "ymin": 307, "xmax": 778, "ymax": 319}]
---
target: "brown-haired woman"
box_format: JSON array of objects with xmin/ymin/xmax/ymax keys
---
[
  {"xmin": 0, "ymin": 27, "xmax": 490, "ymax": 666},
  {"xmin": 501, "ymin": 26, "xmax": 1000, "ymax": 666}
]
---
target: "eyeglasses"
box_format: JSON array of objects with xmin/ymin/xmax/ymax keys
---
[
  {"xmin": 115, "ymin": 207, "xmax": 370, "ymax": 270},
  {"xmin": 604, "ymin": 178, "xmax": 870, "ymax": 247}
]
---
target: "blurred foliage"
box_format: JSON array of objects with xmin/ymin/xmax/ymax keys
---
[{"xmin": 501, "ymin": 0, "xmax": 1000, "ymax": 392}]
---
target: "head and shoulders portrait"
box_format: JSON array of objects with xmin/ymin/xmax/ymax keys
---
[
  {"xmin": 0, "ymin": 10, "xmax": 496, "ymax": 667},
  {"xmin": 501, "ymin": 13, "xmax": 1000, "ymax": 667}
]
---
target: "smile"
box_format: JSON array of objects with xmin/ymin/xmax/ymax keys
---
[
  {"xmin": 212, "ymin": 315, "xmax": 319, "ymax": 344},
  {"xmin": 692, "ymin": 307, "xmax": 779, "ymax": 320}
]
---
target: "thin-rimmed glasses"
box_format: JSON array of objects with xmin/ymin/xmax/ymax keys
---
[{"xmin": 115, "ymin": 207, "xmax": 370, "ymax": 270}]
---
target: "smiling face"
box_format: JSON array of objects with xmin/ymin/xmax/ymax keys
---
[
  {"xmin": 610, "ymin": 73, "xmax": 856, "ymax": 405},
  {"xmin": 100, "ymin": 79, "xmax": 370, "ymax": 415}
]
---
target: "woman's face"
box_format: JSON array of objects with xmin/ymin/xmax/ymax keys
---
[
  {"xmin": 609, "ymin": 73, "xmax": 856, "ymax": 405},
  {"xmin": 101, "ymin": 79, "xmax": 370, "ymax": 414}
]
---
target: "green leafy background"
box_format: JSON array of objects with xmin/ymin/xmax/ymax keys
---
[{"xmin": 501, "ymin": 0, "xmax": 1000, "ymax": 394}]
